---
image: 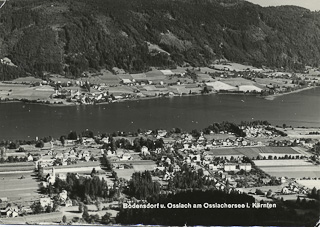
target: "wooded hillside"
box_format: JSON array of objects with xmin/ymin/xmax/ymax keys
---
[{"xmin": 0, "ymin": 0, "xmax": 320, "ymax": 79}]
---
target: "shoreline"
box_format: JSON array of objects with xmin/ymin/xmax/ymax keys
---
[
  {"xmin": 263, "ymin": 86, "xmax": 316, "ymax": 100},
  {"xmin": 0, "ymin": 86, "xmax": 318, "ymax": 106}
]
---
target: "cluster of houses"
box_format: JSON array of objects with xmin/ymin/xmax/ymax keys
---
[
  {"xmin": 0, "ymin": 205, "xmax": 31, "ymax": 218},
  {"xmin": 281, "ymin": 183, "xmax": 309, "ymax": 195},
  {"xmin": 241, "ymin": 126, "xmax": 276, "ymax": 138},
  {"xmin": 175, "ymin": 132, "xmax": 265, "ymax": 151},
  {"xmin": 35, "ymin": 148, "xmax": 94, "ymax": 170}
]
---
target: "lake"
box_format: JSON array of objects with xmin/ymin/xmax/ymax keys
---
[{"xmin": 0, "ymin": 87, "xmax": 319, "ymax": 140}]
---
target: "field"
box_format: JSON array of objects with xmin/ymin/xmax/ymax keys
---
[
  {"xmin": 0, "ymin": 212, "xmax": 63, "ymax": 225},
  {"xmin": 0, "ymin": 162, "xmax": 34, "ymax": 172},
  {"xmin": 221, "ymin": 77, "xmax": 255, "ymax": 86},
  {"xmin": 0, "ymin": 83, "xmax": 53, "ymax": 101},
  {"xmin": 0, "ymin": 172, "xmax": 40, "ymax": 206},
  {"xmin": 255, "ymin": 78, "xmax": 294, "ymax": 87},
  {"xmin": 297, "ymin": 180, "xmax": 320, "ymax": 189},
  {"xmin": 278, "ymin": 127, "xmax": 320, "ymax": 139},
  {"xmin": 207, "ymin": 146, "xmax": 304, "ymax": 159},
  {"xmin": 254, "ymin": 159, "xmax": 314, "ymax": 167},
  {"xmin": 259, "ymin": 166, "xmax": 320, "ymax": 179},
  {"xmin": 207, "ymin": 148, "xmax": 242, "ymax": 156},
  {"xmin": 113, "ymin": 160, "xmax": 157, "ymax": 180},
  {"xmin": 251, "ymin": 146, "xmax": 300, "ymax": 154},
  {"xmin": 10, "ymin": 77, "xmax": 43, "ymax": 83}
]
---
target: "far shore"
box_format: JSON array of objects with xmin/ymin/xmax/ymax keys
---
[
  {"xmin": 0, "ymin": 86, "xmax": 318, "ymax": 106},
  {"xmin": 264, "ymin": 86, "xmax": 316, "ymax": 100}
]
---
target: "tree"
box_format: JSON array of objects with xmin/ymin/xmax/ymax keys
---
[
  {"xmin": 68, "ymin": 131, "xmax": 78, "ymax": 140},
  {"xmin": 82, "ymin": 130, "xmax": 94, "ymax": 138},
  {"xmin": 62, "ymin": 215, "xmax": 67, "ymax": 223},
  {"xmin": 35, "ymin": 140, "xmax": 44, "ymax": 148},
  {"xmin": 266, "ymin": 189, "xmax": 272, "ymax": 197},
  {"xmin": 95, "ymin": 201, "xmax": 102, "ymax": 211},
  {"xmin": 45, "ymin": 205, "xmax": 52, "ymax": 213},
  {"xmin": 91, "ymin": 168, "xmax": 97, "ymax": 177},
  {"xmin": 60, "ymin": 136, "xmax": 66, "ymax": 146},
  {"xmin": 78, "ymin": 202, "xmax": 84, "ymax": 213},
  {"xmin": 31, "ymin": 202, "xmax": 44, "ymax": 214},
  {"xmin": 101, "ymin": 212, "xmax": 111, "ymax": 224},
  {"xmin": 82, "ymin": 206, "xmax": 90, "ymax": 222}
]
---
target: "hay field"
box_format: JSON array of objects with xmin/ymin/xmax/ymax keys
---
[
  {"xmin": 254, "ymin": 159, "xmax": 313, "ymax": 167},
  {"xmin": 0, "ymin": 83, "xmax": 54, "ymax": 101},
  {"xmin": 0, "ymin": 162, "xmax": 34, "ymax": 172},
  {"xmin": 0, "ymin": 172, "xmax": 40, "ymax": 205},
  {"xmin": 297, "ymin": 180, "xmax": 320, "ymax": 189},
  {"xmin": 221, "ymin": 78, "xmax": 254, "ymax": 86},
  {"xmin": 260, "ymin": 166, "xmax": 320, "ymax": 179}
]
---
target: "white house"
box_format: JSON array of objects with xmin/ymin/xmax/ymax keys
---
[
  {"xmin": 59, "ymin": 190, "xmax": 68, "ymax": 201},
  {"xmin": 120, "ymin": 153, "xmax": 132, "ymax": 161},
  {"xmin": 141, "ymin": 146, "xmax": 150, "ymax": 156},
  {"xmin": 40, "ymin": 197, "xmax": 53, "ymax": 208},
  {"xmin": 238, "ymin": 163, "xmax": 252, "ymax": 172},
  {"xmin": 224, "ymin": 163, "xmax": 237, "ymax": 172}
]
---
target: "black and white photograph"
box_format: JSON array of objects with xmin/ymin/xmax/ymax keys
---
[{"xmin": 0, "ymin": 0, "xmax": 319, "ymax": 226}]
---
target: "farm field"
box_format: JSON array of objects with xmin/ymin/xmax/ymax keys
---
[
  {"xmin": 221, "ymin": 77, "xmax": 255, "ymax": 86},
  {"xmin": 254, "ymin": 159, "xmax": 314, "ymax": 167},
  {"xmin": 207, "ymin": 148, "xmax": 241, "ymax": 156},
  {"xmin": 250, "ymin": 146, "xmax": 300, "ymax": 154},
  {"xmin": 0, "ymin": 172, "xmax": 40, "ymax": 206},
  {"xmin": 260, "ymin": 166, "xmax": 320, "ymax": 179},
  {"xmin": 0, "ymin": 162, "xmax": 35, "ymax": 173},
  {"xmin": 279, "ymin": 127, "xmax": 320, "ymax": 139},
  {"xmin": 114, "ymin": 169, "xmax": 135, "ymax": 181},
  {"xmin": 0, "ymin": 212, "xmax": 63, "ymax": 225},
  {"xmin": 297, "ymin": 180, "xmax": 320, "ymax": 189},
  {"xmin": 207, "ymin": 146, "xmax": 305, "ymax": 159},
  {"xmin": 113, "ymin": 160, "xmax": 156, "ymax": 180}
]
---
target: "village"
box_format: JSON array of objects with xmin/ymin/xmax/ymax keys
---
[
  {"xmin": 0, "ymin": 60, "xmax": 319, "ymax": 105},
  {"xmin": 0, "ymin": 122, "xmax": 319, "ymax": 224}
]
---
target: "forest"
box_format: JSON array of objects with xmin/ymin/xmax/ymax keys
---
[{"xmin": 0, "ymin": 0, "xmax": 320, "ymax": 80}]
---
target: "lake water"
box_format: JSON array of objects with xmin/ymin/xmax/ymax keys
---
[{"xmin": 0, "ymin": 87, "xmax": 319, "ymax": 140}]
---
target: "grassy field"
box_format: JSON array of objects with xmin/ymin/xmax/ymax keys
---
[
  {"xmin": 113, "ymin": 160, "xmax": 157, "ymax": 180},
  {"xmin": 254, "ymin": 159, "xmax": 314, "ymax": 167},
  {"xmin": 0, "ymin": 172, "xmax": 40, "ymax": 205},
  {"xmin": 251, "ymin": 147, "xmax": 300, "ymax": 154},
  {"xmin": 279, "ymin": 127, "xmax": 320, "ymax": 139},
  {"xmin": 297, "ymin": 180, "xmax": 320, "ymax": 189},
  {"xmin": 260, "ymin": 166, "xmax": 320, "ymax": 179},
  {"xmin": 0, "ymin": 162, "xmax": 34, "ymax": 172},
  {"xmin": 207, "ymin": 146, "xmax": 303, "ymax": 159},
  {"xmin": 0, "ymin": 83, "xmax": 54, "ymax": 101},
  {"xmin": 207, "ymin": 148, "xmax": 242, "ymax": 156},
  {"xmin": 11, "ymin": 77, "xmax": 43, "ymax": 83},
  {"xmin": 221, "ymin": 77, "xmax": 255, "ymax": 86}
]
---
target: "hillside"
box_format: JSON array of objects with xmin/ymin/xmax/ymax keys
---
[{"xmin": 0, "ymin": 0, "xmax": 320, "ymax": 80}]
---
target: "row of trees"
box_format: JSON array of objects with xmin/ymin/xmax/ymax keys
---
[
  {"xmin": 0, "ymin": 155, "xmax": 28, "ymax": 163},
  {"xmin": 202, "ymin": 122, "xmax": 246, "ymax": 137},
  {"xmin": 53, "ymin": 173, "xmax": 112, "ymax": 200},
  {"xmin": 168, "ymin": 164, "xmax": 215, "ymax": 190},
  {"xmin": 101, "ymin": 136, "xmax": 164, "ymax": 152}
]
